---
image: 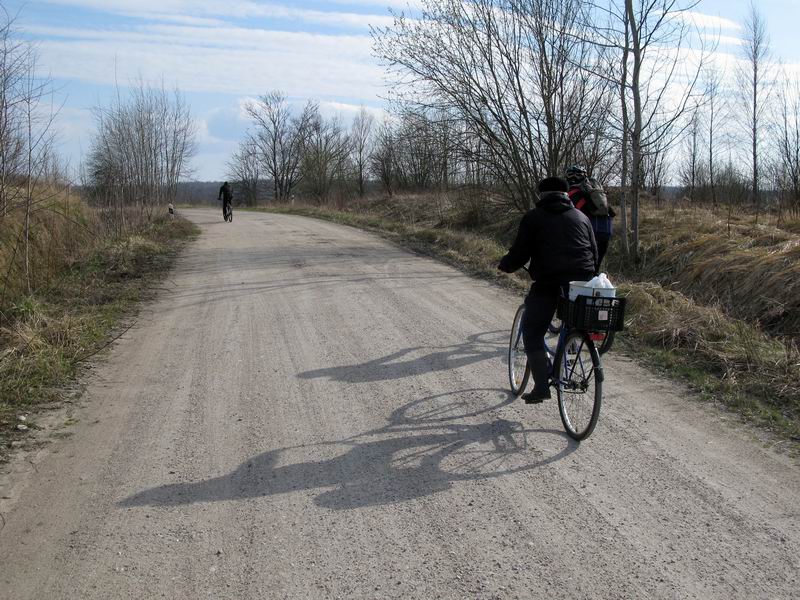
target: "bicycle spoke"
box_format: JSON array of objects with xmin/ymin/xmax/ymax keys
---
[{"xmin": 556, "ymin": 331, "xmax": 601, "ymax": 440}]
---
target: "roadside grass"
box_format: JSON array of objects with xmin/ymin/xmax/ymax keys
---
[
  {"xmin": 609, "ymin": 207, "xmax": 800, "ymax": 339},
  {"xmin": 262, "ymin": 196, "xmax": 800, "ymax": 445},
  {"xmin": 0, "ymin": 198, "xmax": 197, "ymax": 461}
]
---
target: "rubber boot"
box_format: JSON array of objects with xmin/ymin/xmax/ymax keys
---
[{"xmin": 522, "ymin": 351, "xmax": 551, "ymax": 404}]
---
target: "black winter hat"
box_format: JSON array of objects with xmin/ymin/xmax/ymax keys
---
[{"xmin": 538, "ymin": 176, "xmax": 569, "ymax": 193}]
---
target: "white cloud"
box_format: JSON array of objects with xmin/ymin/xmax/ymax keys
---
[
  {"xmin": 702, "ymin": 33, "xmax": 744, "ymax": 48},
  {"xmin": 326, "ymin": 0, "xmax": 422, "ymax": 8},
  {"xmin": 39, "ymin": 0, "xmax": 395, "ymax": 29},
  {"xmin": 28, "ymin": 23, "xmax": 375, "ymax": 60},
  {"xmin": 318, "ymin": 100, "xmax": 387, "ymax": 122},
  {"xmin": 36, "ymin": 35, "xmax": 383, "ymax": 100},
  {"xmin": 116, "ymin": 12, "xmax": 228, "ymax": 27},
  {"xmin": 675, "ymin": 11, "xmax": 742, "ymax": 31}
]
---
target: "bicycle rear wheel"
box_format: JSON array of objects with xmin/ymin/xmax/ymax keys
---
[
  {"xmin": 598, "ymin": 331, "xmax": 615, "ymax": 354},
  {"xmin": 508, "ymin": 304, "xmax": 530, "ymax": 395},
  {"xmin": 554, "ymin": 330, "xmax": 602, "ymax": 440}
]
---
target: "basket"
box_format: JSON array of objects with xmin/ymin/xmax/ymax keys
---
[{"xmin": 557, "ymin": 295, "xmax": 626, "ymax": 332}]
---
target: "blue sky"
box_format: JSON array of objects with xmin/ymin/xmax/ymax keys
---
[{"xmin": 7, "ymin": 0, "xmax": 800, "ymax": 181}]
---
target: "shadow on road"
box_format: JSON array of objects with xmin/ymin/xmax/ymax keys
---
[
  {"xmin": 298, "ymin": 331, "xmax": 507, "ymax": 383},
  {"xmin": 120, "ymin": 387, "xmax": 577, "ymax": 511}
]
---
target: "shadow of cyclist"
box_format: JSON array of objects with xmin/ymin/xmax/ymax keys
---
[
  {"xmin": 297, "ymin": 331, "xmax": 507, "ymax": 384},
  {"xmin": 120, "ymin": 388, "xmax": 576, "ymax": 511}
]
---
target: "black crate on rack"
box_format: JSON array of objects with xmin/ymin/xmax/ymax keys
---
[{"xmin": 557, "ymin": 295, "xmax": 626, "ymax": 332}]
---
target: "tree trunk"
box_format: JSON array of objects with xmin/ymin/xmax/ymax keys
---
[
  {"xmin": 626, "ymin": 0, "xmax": 643, "ymax": 257},
  {"xmin": 752, "ymin": 63, "xmax": 759, "ymax": 224},
  {"xmin": 619, "ymin": 16, "xmax": 631, "ymax": 257}
]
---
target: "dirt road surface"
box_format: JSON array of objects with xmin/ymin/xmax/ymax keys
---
[{"xmin": 1, "ymin": 208, "xmax": 798, "ymax": 599}]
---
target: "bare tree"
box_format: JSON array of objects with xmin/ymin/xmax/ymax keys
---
[
  {"xmin": 374, "ymin": 0, "xmax": 614, "ymax": 210},
  {"xmin": 776, "ymin": 75, "xmax": 800, "ymax": 218},
  {"xmin": 245, "ymin": 91, "xmax": 315, "ymax": 203},
  {"xmin": 393, "ymin": 110, "xmax": 440, "ymax": 190},
  {"xmin": 704, "ymin": 66, "xmax": 724, "ymax": 208},
  {"xmin": 84, "ymin": 81, "xmax": 196, "ymax": 223},
  {"xmin": 227, "ymin": 136, "xmax": 263, "ymax": 206},
  {"xmin": 643, "ymin": 130, "xmax": 670, "ymax": 206},
  {"xmin": 0, "ymin": 8, "xmax": 61, "ymax": 295},
  {"xmin": 299, "ymin": 108, "xmax": 352, "ymax": 203},
  {"xmin": 370, "ymin": 119, "xmax": 398, "ymax": 196},
  {"xmin": 621, "ymin": 0, "xmax": 706, "ymax": 251},
  {"xmin": 0, "ymin": 10, "xmax": 36, "ymax": 219},
  {"xmin": 679, "ymin": 105, "xmax": 702, "ymax": 202},
  {"xmin": 350, "ymin": 106, "xmax": 374, "ymax": 197},
  {"xmin": 736, "ymin": 1, "xmax": 772, "ymax": 223}
]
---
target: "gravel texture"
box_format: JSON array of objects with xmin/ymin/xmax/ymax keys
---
[{"xmin": 1, "ymin": 208, "xmax": 798, "ymax": 599}]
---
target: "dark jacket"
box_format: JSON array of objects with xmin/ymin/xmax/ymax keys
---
[
  {"xmin": 498, "ymin": 191, "xmax": 598, "ymax": 283},
  {"xmin": 219, "ymin": 183, "xmax": 233, "ymax": 203}
]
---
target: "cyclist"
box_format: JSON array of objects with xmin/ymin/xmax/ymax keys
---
[
  {"xmin": 565, "ymin": 165, "xmax": 613, "ymax": 269},
  {"xmin": 218, "ymin": 181, "xmax": 233, "ymax": 222},
  {"xmin": 498, "ymin": 176, "xmax": 597, "ymax": 403}
]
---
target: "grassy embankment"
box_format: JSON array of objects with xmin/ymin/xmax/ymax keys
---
[
  {"xmin": 265, "ymin": 195, "xmax": 800, "ymax": 445},
  {"xmin": 0, "ymin": 193, "xmax": 198, "ymax": 460}
]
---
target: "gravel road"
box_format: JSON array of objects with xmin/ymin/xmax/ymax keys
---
[{"xmin": 1, "ymin": 208, "xmax": 798, "ymax": 599}]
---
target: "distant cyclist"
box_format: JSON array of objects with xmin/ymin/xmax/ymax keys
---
[
  {"xmin": 498, "ymin": 177, "xmax": 597, "ymax": 404},
  {"xmin": 218, "ymin": 181, "xmax": 233, "ymax": 222},
  {"xmin": 565, "ymin": 165, "xmax": 613, "ymax": 270}
]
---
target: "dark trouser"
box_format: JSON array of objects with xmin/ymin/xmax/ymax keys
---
[
  {"xmin": 521, "ymin": 283, "xmax": 561, "ymax": 354},
  {"xmin": 595, "ymin": 232, "xmax": 611, "ymax": 271},
  {"xmin": 521, "ymin": 275, "xmax": 592, "ymax": 353},
  {"xmin": 522, "ymin": 278, "xmax": 588, "ymax": 392},
  {"xmin": 222, "ymin": 200, "xmax": 231, "ymax": 219},
  {"xmin": 522, "ymin": 282, "xmax": 564, "ymax": 393}
]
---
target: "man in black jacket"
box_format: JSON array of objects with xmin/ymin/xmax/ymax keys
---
[
  {"xmin": 498, "ymin": 176, "xmax": 597, "ymax": 403},
  {"xmin": 218, "ymin": 181, "xmax": 233, "ymax": 222}
]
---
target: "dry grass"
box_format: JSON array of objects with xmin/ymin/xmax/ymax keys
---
[
  {"xmin": 0, "ymin": 194, "xmax": 197, "ymax": 459},
  {"xmin": 627, "ymin": 207, "xmax": 800, "ymax": 339},
  {"xmin": 621, "ymin": 282, "xmax": 800, "ymax": 436}
]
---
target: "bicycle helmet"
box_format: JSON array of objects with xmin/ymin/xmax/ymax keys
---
[{"xmin": 565, "ymin": 164, "xmax": 588, "ymax": 185}]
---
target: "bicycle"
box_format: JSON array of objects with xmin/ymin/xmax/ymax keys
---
[
  {"xmin": 223, "ymin": 202, "xmax": 233, "ymax": 222},
  {"xmin": 508, "ymin": 285, "xmax": 625, "ymax": 441}
]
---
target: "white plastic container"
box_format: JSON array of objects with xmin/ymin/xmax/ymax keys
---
[{"xmin": 569, "ymin": 281, "xmax": 617, "ymax": 301}]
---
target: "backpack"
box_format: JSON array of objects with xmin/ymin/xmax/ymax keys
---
[{"xmin": 580, "ymin": 178, "xmax": 609, "ymax": 217}]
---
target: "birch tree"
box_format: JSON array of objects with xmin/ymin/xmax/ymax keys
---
[
  {"xmin": 350, "ymin": 106, "xmax": 374, "ymax": 197},
  {"xmin": 736, "ymin": 2, "xmax": 771, "ymax": 223},
  {"xmin": 590, "ymin": 0, "xmax": 707, "ymax": 253}
]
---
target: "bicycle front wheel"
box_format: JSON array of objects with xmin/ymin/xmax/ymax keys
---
[
  {"xmin": 508, "ymin": 304, "xmax": 530, "ymax": 396},
  {"xmin": 554, "ymin": 330, "xmax": 602, "ymax": 440}
]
